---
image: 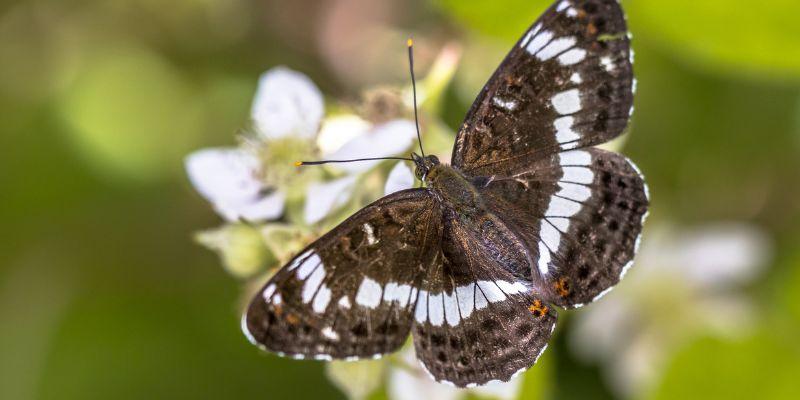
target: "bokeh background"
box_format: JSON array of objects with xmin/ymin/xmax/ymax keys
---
[{"xmin": 2, "ymin": 0, "xmax": 800, "ymax": 399}]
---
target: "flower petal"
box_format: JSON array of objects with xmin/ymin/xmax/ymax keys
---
[
  {"xmin": 384, "ymin": 161, "xmax": 415, "ymax": 195},
  {"xmin": 327, "ymin": 119, "xmax": 417, "ymax": 174},
  {"xmin": 251, "ymin": 66, "xmax": 324, "ymax": 140},
  {"xmin": 185, "ymin": 148, "xmax": 262, "ymax": 203},
  {"xmin": 304, "ymin": 175, "xmax": 357, "ymax": 225},
  {"xmin": 214, "ymin": 190, "xmax": 286, "ymax": 222},
  {"xmin": 316, "ymin": 114, "xmax": 371, "ymax": 156},
  {"xmin": 185, "ymin": 148, "xmax": 284, "ymax": 222},
  {"xmin": 470, "ymin": 378, "xmax": 523, "ymax": 400}
]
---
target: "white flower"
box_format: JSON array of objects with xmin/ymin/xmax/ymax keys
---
[
  {"xmin": 185, "ymin": 148, "xmax": 285, "ymax": 222},
  {"xmin": 324, "ymin": 119, "xmax": 417, "ymax": 174},
  {"xmin": 304, "ymin": 175, "xmax": 358, "ymax": 225},
  {"xmin": 569, "ymin": 222, "xmax": 772, "ymax": 398},
  {"xmin": 384, "ymin": 161, "xmax": 415, "ymax": 195},
  {"xmin": 386, "ymin": 347, "xmax": 522, "ymax": 400},
  {"xmin": 303, "ymin": 118, "xmax": 416, "ymax": 224},
  {"xmin": 187, "ymin": 66, "xmax": 324, "ymax": 222},
  {"xmin": 251, "ymin": 66, "xmax": 324, "ymax": 140},
  {"xmin": 188, "ymin": 64, "xmax": 418, "ymax": 226}
]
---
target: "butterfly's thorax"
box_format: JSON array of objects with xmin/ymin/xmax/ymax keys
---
[{"xmin": 425, "ymin": 164, "xmax": 485, "ymax": 213}]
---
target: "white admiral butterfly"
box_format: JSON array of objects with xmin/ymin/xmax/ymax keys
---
[{"xmin": 243, "ymin": 0, "xmax": 647, "ymax": 387}]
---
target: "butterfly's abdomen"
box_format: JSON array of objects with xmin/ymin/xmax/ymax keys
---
[{"xmin": 426, "ymin": 164, "xmax": 485, "ymax": 213}]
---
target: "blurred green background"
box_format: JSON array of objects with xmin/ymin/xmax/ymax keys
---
[{"xmin": 2, "ymin": 0, "xmax": 800, "ymax": 399}]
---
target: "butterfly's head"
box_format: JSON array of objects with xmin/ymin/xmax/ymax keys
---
[{"xmin": 411, "ymin": 153, "xmax": 439, "ymax": 182}]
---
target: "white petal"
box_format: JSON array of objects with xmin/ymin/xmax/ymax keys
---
[
  {"xmin": 214, "ymin": 190, "xmax": 285, "ymax": 222},
  {"xmin": 250, "ymin": 66, "xmax": 324, "ymax": 140},
  {"xmin": 388, "ymin": 349, "xmax": 461, "ymax": 400},
  {"xmin": 470, "ymin": 376, "xmax": 524, "ymax": 400},
  {"xmin": 327, "ymin": 119, "xmax": 416, "ymax": 174},
  {"xmin": 384, "ymin": 162, "xmax": 415, "ymax": 195},
  {"xmin": 304, "ymin": 176, "xmax": 357, "ymax": 224},
  {"xmin": 185, "ymin": 147, "xmax": 262, "ymax": 203},
  {"xmin": 316, "ymin": 115, "xmax": 371, "ymax": 155}
]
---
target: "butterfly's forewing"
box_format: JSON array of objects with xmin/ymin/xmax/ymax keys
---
[
  {"xmin": 243, "ymin": 189, "xmax": 442, "ymax": 359},
  {"xmin": 411, "ymin": 208, "xmax": 557, "ymax": 386},
  {"xmin": 478, "ymin": 148, "xmax": 648, "ymax": 308},
  {"xmin": 452, "ymin": 0, "xmax": 634, "ymax": 176}
]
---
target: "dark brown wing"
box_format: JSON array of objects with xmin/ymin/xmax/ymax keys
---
[
  {"xmin": 411, "ymin": 206, "xmax": 557, "ymax": 387},
  {"xmin": 452, "ymin": 0, "xmax": 634, "ymax": 176},
  {"xmin": 477, "ymin": 148, "xmax": 648, "ymax": 308},
  {"xmin": 243, "ymin": 189, "xmax": 442, "ymax": 360}
]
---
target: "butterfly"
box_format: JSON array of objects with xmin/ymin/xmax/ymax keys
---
[{"xmin": 242, "ymin": 0, "xmax": 648, "ymax": 387}]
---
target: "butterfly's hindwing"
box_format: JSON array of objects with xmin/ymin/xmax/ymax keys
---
[
  {"xmin": 452, "ymin": 0, "xmax": 634, "ymax": 176},
  {"xmin": 479, "ymin": 148, "xmax": 648, "ymax": 308},
  {"xmin": 412, "ymin": 208, "xmax": 557, "ymax": 387},
  {"xmin": 243, "ymin": 189, "xmax": 442, "ymax": 359}
]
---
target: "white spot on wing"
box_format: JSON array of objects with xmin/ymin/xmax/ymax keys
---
[
  {"xmin": 551, "ymin": 89, "xmax": 582, "ymax": 114},
  {"xmin": 557, "ymin": 182, "xmax": 592, "ymax": 202},
  {"xmin": 546, "ymin": 195, "xmax": 582, "ymax": 217},
  {"xmin": 312, "ymin": 284, "xmax": 331, "ymax": 313},
  {"xmin": 355, "ymin": 277, "xmax": 383, "ymax": 309},
  {"xmin": 555, "ymin": 116, "xmax": 580, "ymax": 144},
  {"xmin": 414, "ymin": 290, "xmax": 428, "ymax": 323},
  {"xmin": 547, "ymin": 217, "xmax": 571, "ymax": 233},
  {"xmin": 566, "ymin": 7, "xmax": 578, "ymax": 17},
  {"xmin": 287, "ymin": 250, "xmax": 311, "ymax": 271},
  {"xmin": 428, "ymin": 293, "xmax": 444, "ymax": 326},
  {"xmin": 558, "ymin": 48, "xmax": 586, "ymax": 65},
  {"xmin": 443, "ymin": 291, "xmax": 460, "ymax": 326},
  {"xmin": 477, "ymin": 281, "xmax": 506, "ymax": 303},
  {"xmin": 525, "ymin": 31, "xmax": 553, "ymax": 55},
  {"xmin": 492, "ymin": 97, "xmax": 518, "ymax": 111},
  {"xmin": 559, "ymin": 150, "xmax": 592, "ymax": 166},
  {"xmin": 561, "ymin": 166, "xmax": 595, "ymax": 184},
  {"xmin": 296, "ymin": 253, "xmax": 321, "ymax": 279},
  {"xmin": 600, "ymin": 56, "xmax": 616, "ymax": 72},
  {"xmin": 455, "ymin": 283, "xmax": 475, "ymax": 319},
  {"xmin": 321, "ymin": 326, "xmax": 339, "ymax": 341},
  {"xmin": 383, "ymin": 282, "xmax": 412, "ymax": 307},
  {"xmin": 302, "ymin": 266, "xmax": 326, "ymax": 303},
  {"xmin": 495, "ymin": 280, "xmax": 527, "ymax": 295},
  {"xmin": 556, "ymin": 1, "xmax": 569, "ymax": 11},
  {"xmin": 540, "ymin": 222, "xmax": 561, "ymax": 253},
  {"xmin": 474, "ymin": 286, "xmax": 489, "ymax": 309},
  {"xmin": 538, "ymin": 239, "xmax": 552, "ymax": 276},
  {"xmin": 537, "ymin": 37, "xmax": 576, "ymax": 61},
  {"xmin": 363, "ymin": 223, "xmax": 377, "ymax": 245},
  {"xmin": 338, "ymin": 296, "xmax": 351, "ymax": 309},
  {"xmin": 570, "ymin": 72, "xmax": 582, "ymax": 84},
  {"xmin": 262, "ymin": 283, "xmax": 276, "ymax": 301}
]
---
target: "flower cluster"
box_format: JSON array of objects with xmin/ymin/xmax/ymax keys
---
[{"xmin": 186, "ymin": 66, "xmax": 418, "ymax": 277}]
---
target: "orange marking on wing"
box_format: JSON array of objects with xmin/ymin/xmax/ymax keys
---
[
  {"xmin": 528, "ymin": 299, "xmax": 549, "ymax": 318},
  {"xmin": 554, "ymin": 277, "xmax": 570, "ymax": 297}
]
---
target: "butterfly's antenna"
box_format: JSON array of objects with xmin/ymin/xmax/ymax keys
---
[
  {"xmin": 407, "ymin": 38, "xmax": 425, "ymax": 158},
  {"xmin": 295, "ymin": 156, "xmax": 413, "ymax": 167}
]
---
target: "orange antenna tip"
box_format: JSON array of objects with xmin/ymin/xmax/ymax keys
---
[
  {"xmin": 407, "ymin": 38, "xmax": 413, "ymax": 47},
  {"xmin": 294, "ymin": 161, "xmax": 303, "ymax": 167}
]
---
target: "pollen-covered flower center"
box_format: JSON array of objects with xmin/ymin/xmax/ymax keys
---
[{"xmin": 257, "ymin": 137, "xmax": 317, "ymax": 187}]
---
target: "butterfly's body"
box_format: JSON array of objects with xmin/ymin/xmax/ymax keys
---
[
  {"xmin": 244, "ymin": 0, "xmax": 649, "ymax": 388},
  {"xmin": 423, "ymin": 159, "xmax": 485, "ymax": 214}
]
